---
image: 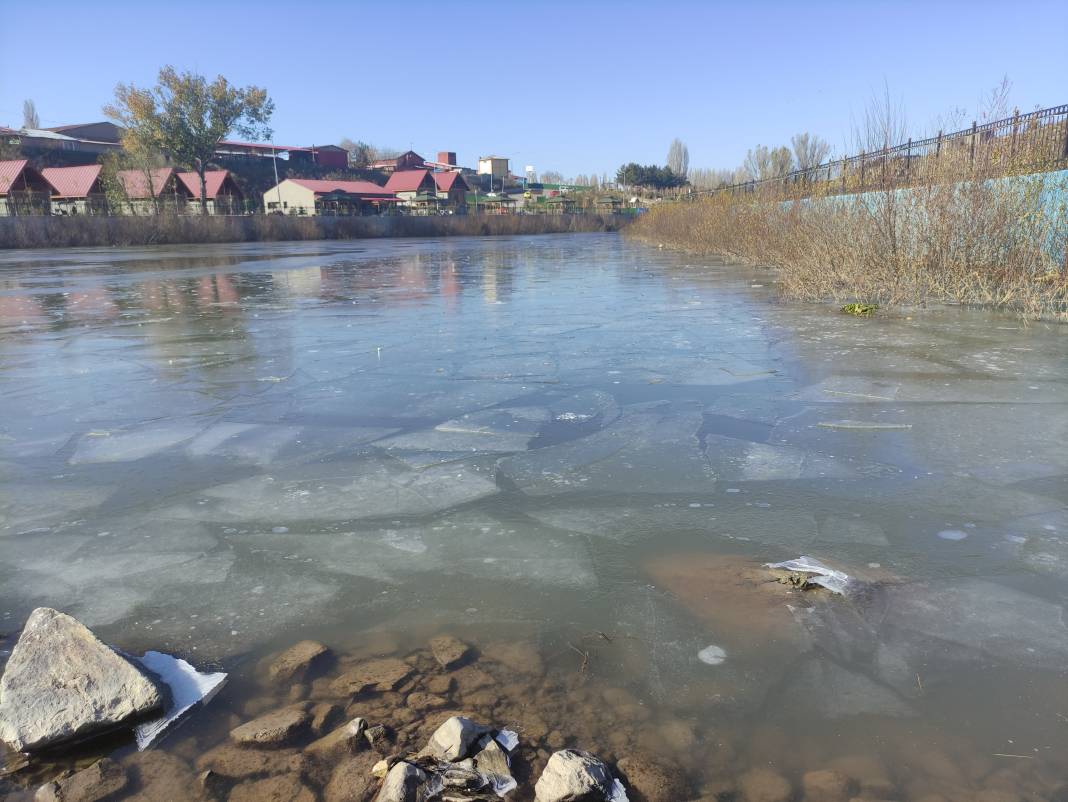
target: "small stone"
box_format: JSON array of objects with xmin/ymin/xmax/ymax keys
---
[
  {"xmin": 199, "ymin": 770, "xmax": 228, "ymax": 801},
  {"xmin": 332, "ymin": 659, "xmax": 412, "ymax": 696},
  {"xmin": 656, "ymin": 719, "xmax": 696, "ymax": 752},
  {"xmin": 421, "ymin": 716, "xmax": 491, "ymax": 762},
  {"xmin": 534, "ymin": 749, "xmax": 615, "ymax": 802},
  {"xmin": 425, "ymin": 675, "xmax": 454, "ymax": 695},
  {"xmin": 304, "ymin": 718, "xmax": 367, "ymax": 784},
  {"xmin": 484, "ymin": 641, "xmax": 545, "ymax": 676},
  {"xmin": 372, "ymin": 758, "xmax": 392, "ymax": 779},
  {"xmin": 267, "ymin": 641, "xmax": 330, "ymax": 684},
  {"xmin": 230, "ymin": 706, "xmax": 310, "ymax": 747},
  {"xmin": 405, "ymin": 692, "xmax": 447, "ymax": 711},
  {"xmin": 802, "ymin": 769, "xmax": 854, "ymax": 802},
  {"xmin": 196, "ymin": 744, "xmax": 305, "ymax": 779},
  {"xmin": 228, "ymin": 773, "xmax": 315, "ymax": 802},
  {"xmin": 739, "ymin": 768, "xmax": 792, "ymax": 802},
  {"xmin": 617, "ymin": 753, "xmax": 688, "ymax": 802},
  {"xmin": 547, "ymin": 730, "xmax": 566, "ymax": 749},
  {"xmin": 376, "ymin": 761, "xmax": 428, "ymax": 802},
  {"xmin": 310, "ymin": 702, "xmax": 343, "ymax": 735},
  {"xmin": 1, "ymin": 608, "xmax": 163, "ymax": 752},
  {"xmin": 473, "ymin": 738, "xmax": 514, "ymax": 786},
  {"xmin": 364, "ymin": 723, "xmax": 389, "ymax": 751},
  {"xmin": 121, "ymin": 752, "xmax": 196, "ymax": 802},
  {"xmin": 451, "ymin": 666, "xmax": 494, "ymax": 694},
  {"xmin": 429, "ymin": 635, "xmax": 471, "ymax": 670},
  {"xmin": 34, "ymin": 758, "xmax": 127, "ymax": 802},
  {"xmin": 323, "ymin": 752, "xmax": 379, "ymax": 802}
]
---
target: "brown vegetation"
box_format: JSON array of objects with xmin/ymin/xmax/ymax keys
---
[
  {"xmin": 0, "ymin": 213, "xmax": 629, "ymax": 250},
  {"xmin": 631, "ymin": 146, "xmax": 1068, "ymax": 319}
]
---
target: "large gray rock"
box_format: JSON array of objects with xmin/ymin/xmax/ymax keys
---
[
  {"xmin": 420, "ymin": 715, "xmax": 490, "ymax": 762},
  {"xmin": 535, "ymin": 750, "xmax": 615, "ymax": 802},
  {"xmin": 0, "ymin": 608, "xmax": 163, "ymax": 752},
  {"xmin": 376, "ymin": 761, "xmax": 427, "ymax": 802}
]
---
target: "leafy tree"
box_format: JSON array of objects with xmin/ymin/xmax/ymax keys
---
[
  {"xmin": 615, "ymin": 163, "xmax": 687, "ymax": 190},
  {"xmin": 105, "ymin": 66, "xmax": 274, "ymax": 214},
  {"xmin": 667, "ymin": 138, "xmax": 689, "ymax": 178},
  {"xmin": 22, "ymin": 99, "xmax": 39, "ymax": 129}
]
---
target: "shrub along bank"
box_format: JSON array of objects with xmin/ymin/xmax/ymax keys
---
[
  {"xmin": 0, "ymin": 213, "xmax": 631, "ymax": 250},
  {"xmin": 630, "ymin": 167, "xmax": 1068, "ymax": 319}
]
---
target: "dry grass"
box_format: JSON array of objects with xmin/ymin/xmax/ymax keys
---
[
  {"xmin": 0, "ymin": 213, "xmax": 629, "ymax": 250},
  {"xmin": 632, "ymin": 152, "xmax": 1068, "ymax": 319}
]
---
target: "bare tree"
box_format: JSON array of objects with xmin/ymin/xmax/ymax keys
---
[
  {"xmin": 743, "ymin": 145, "xmax": 771, "ymax": 181},
  {"xmin": 688, "ymin": 167, "xmax": 734, "ymax": 189},
  {"xmin": 22, "ymin": 99, "xmax": 39, "ymax": 129},
  {"xmin": 979, "ymin": 74, "xmax": 1013, "ymax": 123},
  {"xmin": 790, "ymin": 132, "xmax": 831, "ymax": 172},
  {"xmin": 854, "ymin": 81, "xmax": 908, "ymax": 153},
  {"xmin": 667, "ymin": 138, "xmax": 689, "ymax": 177}
]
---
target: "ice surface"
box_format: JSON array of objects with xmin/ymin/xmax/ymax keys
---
[
  {"xmin": 499, "ymin": 402, "xmax": 714, "ymax": 495},
  {"xmin": 70, "ymin": 423, "xmax": 206, "ymax": 464},
  {"xmin": 186, "ymin": 423, "xmax": 301, "ymax": 464},
  {"xmin": 379, "ymin": 407, "xmax": 548, "ymax": 454},
  {"xmin": 197, "ymin": 458, "xmax": 499, "ymax": 521}
]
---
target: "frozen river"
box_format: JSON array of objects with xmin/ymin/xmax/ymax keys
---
[{"xmin": 2, "ymin": 233, "xmax": 1067, "ymax": 798}]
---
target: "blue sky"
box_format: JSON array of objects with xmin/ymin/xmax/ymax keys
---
[{"xmin": 2, "ymin": 0, "xmax": 1065, "ymax": 177}]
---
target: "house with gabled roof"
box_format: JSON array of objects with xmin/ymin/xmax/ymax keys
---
[
  {"xmin": 369, "ymin": 151, "xmax": 426, "ymax": 174},
  {"xmin": 384, "ymin": 169, "xmax": 438, "ymax": 201},
  {"xmin": 41, "ymin": 165, "xmax": 107, "ymax": 215},
  {"xmin": 263, "ymin": 177, "xmax": 396, "ymax": 216},
  {"xmin": 176, "ymin": 170, "xmax": 245, "ymax": 215},
  {"xmin": 0, "ymin": 159, "xmax": 51, "ymax": 216},
  {"xmin": 115, "ymin": 168, "xmax": 193, "ymax": 214},
  {"xmin": 433, "ymin": 171, "xmax": 470, "ymax": 206}
]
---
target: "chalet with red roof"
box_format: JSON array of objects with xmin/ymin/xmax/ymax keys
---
[
  {"xmin": 41, "ymin": 165, "xmax": 106, "ymax": 215},
  {"xmin": 263, "ymin": 177, "xmax": 395, "ymax": 216},
  {"xmin": 384, "ymin": 169, "xmax": 438, "ymax": 202},
  {"xmin": 115, "ymin": 168, "xmax": 193, "ymax": 214},
  {"xmin": 433, "ymin": 171, "xmax": 470, "ymax": 206},
  {"xmin": 176, "ymin": 170, "xmax": 245, "ymax": 215},
  {"xmin": 0, "ymin": 160, "xmax": 51, "ymax": 216}
]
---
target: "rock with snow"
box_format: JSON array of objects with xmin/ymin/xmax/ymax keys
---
[{"xmin": 0, "ymin": 608, "xmax": 163, "ymax": 752}]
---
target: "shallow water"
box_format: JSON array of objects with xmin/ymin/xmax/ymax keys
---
[{"xmin": 1, "ymin": 233, "xmax": 1067, "ymax": 799}]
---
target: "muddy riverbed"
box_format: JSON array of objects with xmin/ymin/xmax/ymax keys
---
[{"xmin": 1, "ymin": 233, "xmax": 1066, "ymax": 800}]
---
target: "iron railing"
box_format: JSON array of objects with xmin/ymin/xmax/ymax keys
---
[{"xmin": 695, "ymin": 103, "xmax": 1068, "ymax": 199}]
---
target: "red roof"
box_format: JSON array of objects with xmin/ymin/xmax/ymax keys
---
[
  {"xmin": 176, "ymin": 170, "xmax": 234, "ymax": 199},
  {"xmin": 433, "ymin": 171, "xmax": 468, "ymax": 192},
  {"xmin": 0, "ymin": 160, "xmax": 30, "ymax": 194},
  {"xmin": 286, "ymin": 178, "xmax": 390, "ymax": 197},
  {"xmin": 41, "ymin": 165, "xmax": 103, "ymax": 198},
  {"xmin": 385, "ymin": 169, "xmax": 433, "ymax": 193},
  {"xmin": 117, "ymin": 168, "xmax": 176, "ymax": 198},
  {"xmin": 217, "ymin": 140, "xmax": 311, "ymax": 153}
]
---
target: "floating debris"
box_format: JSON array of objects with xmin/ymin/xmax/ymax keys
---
[{"xmin": 841, "ymin": 302, "xmax": 879, "ymax": 317}]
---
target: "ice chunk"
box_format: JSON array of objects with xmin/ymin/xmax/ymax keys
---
[
  {"xmin": 186, "ymin": 423, "xmax": 301, "ymax": 464},
  {"xmin": 134, "ymin": 651, "xmax": 227, "ymax": 749},
  {"xmin": 766, "ymin": 556, "xmax": 854, "ymax": 595},
  {"xmin": 772, "ymin": 656, "xmax": 915, "ymax": 719},
  {"xmin": 380, "ymin": 407, "xmax": 548, "ymax": 454},
  {"xmin": 499, "ymin": 402, "xmax": 714, "ymax": 495},
  {"xmin": 70, "ymin": 423, "xmax": 206, "ymax": 464},
  {"xmin": 198, "ymin": 459, "xmax": 498, "ymax": 521}
]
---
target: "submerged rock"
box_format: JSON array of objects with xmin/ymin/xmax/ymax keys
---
[
  {"xmin": 616, "ymin": 753, "xmax": 687, "ymax": 802},
  {"xmin": 430, "ymin": 635, "xmax": 470, "ymax": 670},
  {"xmin": 0, "ymin": 608, "xmax": 163, "ymax": 752},
  {"xmin": 228, "ymin": 773, "xmax": 316, "ymax": 802},
  {"xmin": 267, "ymin": 640, "xmax": 330, "ymax": 684},
  {"xmin": 534, "ymin": 749, "xmax": 616, "ymax": 802},
  {"xmin": 324, "ymin": 752, "xmax": 379, "ymax": 802},
  {"xmin": 738, "ymin": 768, "xmax": 791, "ymax": 802},
  {"xmin": 229, "ymin": 705, "xmax": 310, "ymax": 747},
  {"xmin": 332, "ymin": 659, "xmax": 413, "ymax": 696},
  {"xmin": 34, "ymin": 758, "xmax": 127, "ymax": 802}
]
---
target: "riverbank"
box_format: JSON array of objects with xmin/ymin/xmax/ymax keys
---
[
  {"xmin": 0, "ymin": 213, "xmax": 631, "ymax": 250},
  {"xmin": 628, "ymin": 171, "xmax": 1068, "ymax": 319}
]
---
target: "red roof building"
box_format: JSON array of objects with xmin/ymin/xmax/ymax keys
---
[
  {"xmin": 41, "ymin": 165, "xmax": 106, "ymax": 215},
  {"xmin": 41, "ymin": 165, "xmax": 104, "ymax": 198},
  {"xmin": 369, "ymin": 151, "xmax": 426, "ymax": 174},
  {"xmin": 116, "ymin": 168, "xmax": 180, "ymax": 199},
  {"xmin": 176, "ymin": 170, "xmax": 245, "ymax": 215},
  {"xmin": 0, "ymin": 159, "xmax": 51, "ymax": 215},
  {"xmin": 384, "ymin": 169, "xmax": 437, "ymax": 197}
]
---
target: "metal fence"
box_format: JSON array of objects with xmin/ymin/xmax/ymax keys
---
[{"xmin": 696, "ymin": 103, "xmax": 1068, "ymax": 199}]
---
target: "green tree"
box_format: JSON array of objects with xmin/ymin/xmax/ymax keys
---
[{"xmin": 105, "ymin": 66, "xmax": 274, "ymax": 214}]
